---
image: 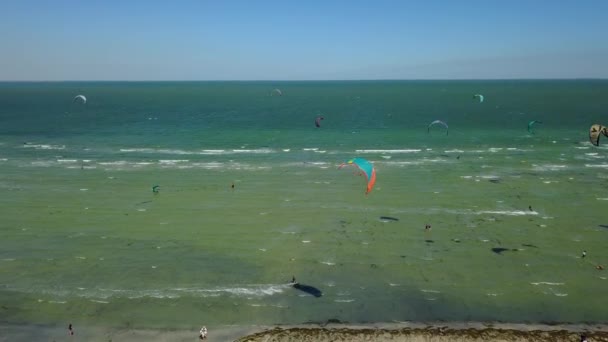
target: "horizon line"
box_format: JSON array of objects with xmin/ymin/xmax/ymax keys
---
[{"xmin": 1, "ymin": 78, "xmax": 607, "ymax": 83}]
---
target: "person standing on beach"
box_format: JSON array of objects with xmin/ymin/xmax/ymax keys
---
[
  {"xmin": 68, "ymin": 323, "xmax": 74, "ymax": 336},
  {"xmin": 199, "ymin": 326, "xmax": 208, "ymax": 340}
]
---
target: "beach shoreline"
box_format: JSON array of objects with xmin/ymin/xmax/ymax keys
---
[{"xmin": 3, "ymin": 321, "xmax": 608, "ymax": 342}]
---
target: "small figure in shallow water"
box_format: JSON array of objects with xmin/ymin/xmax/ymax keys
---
[
  {"xmin": 528, "ymin": 205, "xmax": 533, "ymax": 211},
  {"xmin": 582, "ymin": 250, "xmax": 587, "ymax": 258},
  {"xmin": 68, "ymin": 323, "xmax": 74, "ymax": 336},
  {"xmin": 231, "ymin": 182, "xmax": 235, "ymax": 190},
  {"xmin": 425, "ymin": 224, "xmax": 431, "ymax": 231}
]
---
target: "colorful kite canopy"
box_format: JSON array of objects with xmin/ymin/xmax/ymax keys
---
[
  {"xmin": 473, "ymin": 94, "xmax": 484, "ymax": 103},
  {"xmin": 590, "ymin": 124, "xmax": 608, "ymax": 146},
  {"xmin": 338, "ymin": 157, "xmax": 376, "ymax": 194},
  {"xmin": 527, "ymin": 120, "xmax": 542, "ymax": 134},
  {"xmin": 427, "ymin": 120, "xmax": 449, "ymax": 135}
]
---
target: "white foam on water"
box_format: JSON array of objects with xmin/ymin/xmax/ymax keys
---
[
  {"xmin": 475, "ymin": 210, "xmax": 537, "ymax": 216},
  {"xmin": 388, "ymin": 283, "xmax": 400, "ymax": 287},
  {"xmin": 2, "ymin": 258, "xmax": 16, "ymax": 261},
  {"xmin": 79, "ymin": 188, "xmax": 88, "ymax": 191},
  {"xmin": 554, "ymin": 293, "xmax": 568, "ymax": 297},
  {"xmin": 355, "ymin": 149, "xmax": 421, "ymax": 153},
  {"xmin": 532, "ymin": 164, "xmax": 567, "ymax": 171},
  {"xmin": 334, "ymin": 299, "xmax": 355, "ymax": 303},
  {"xmin": 444, "ymin": 149, "xmax": 464, "ymax": 153},
  {"xmin": 258, "ymin": 249, "xmax": 267, "ymax": 252},
  {"xmin": 381, "ymin": 156, "xmax": 391, "ymax": 159},
  {"xmin": 99, "ymin": 161, "xmax": 129, "ymax": 166},
  {"xmin": 301, "ymin": 240, "xmax": 311, "ymax": 243},
  {"xmin": 232, "ymin": 148, "xmax": 274, "ymax": 154},
  {"xmin": 597, "ymin": 198, "xmax": 608, "ymax": 201},
  {"xmin": 302, "ymin": 148, "xmax": 318, "ymax": 151},
  {"xmin": 531, "ymin": 282, "xmax": 565, "ymax": 286},
  {"xmin": 585, "ymin": 164, "xmax": 608, "ymax": 168},
  {"xmin": 425, "ymin": 297, "xmax": 437, "ymax": 301},
  {"xmin": 282, "ymin": 149, "xmax": 290, "ymax": 152},
  {"xmin": 137, "ymin": 208, "xmax": 147, "ymax": 212},
  {"xmin": 159, "ymin": 159, "xmax": 189, "ymax": 164},
  {"xmin": 48, "ymin": 300, "xmax": 67, "ymax": 304},
  {"xmin": 420, "ymin": 289, "xmax": 440, "ymax": 293},
  {"xmin": 320, "ymin": 261, "xmax": 335, "ymax": 266},
  {"xmin": 57, "ymin": 159, "xmax": 77, "ymax": 163},
  {"xmin": 22, "ymin": 144, "xmax": 65, "ymax": 150}
]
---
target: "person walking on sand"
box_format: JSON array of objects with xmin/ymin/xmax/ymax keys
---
[{"xmin": 199, "ymin": 326, "xmax": 208, "ymax": 340}]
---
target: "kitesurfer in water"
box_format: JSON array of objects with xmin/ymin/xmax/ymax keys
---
[
  {"xmin": 425, "ymin": 224, "xmax": 431, "ymax": 231},
  {"xmin": 68, "ymin": 323, "xmax": 74, "ymax": 336},
  {"xmin": 528, "ymin": 205, "xmax": 533, "ymax": 211},
  {"xmin": 582, "ymin": 250, "xmax": 587, "ymax": 258}
]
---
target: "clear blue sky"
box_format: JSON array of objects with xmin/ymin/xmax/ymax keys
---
[{"xmin": 1, "ymin": 0, "xmax": 607, "ymax": 80}]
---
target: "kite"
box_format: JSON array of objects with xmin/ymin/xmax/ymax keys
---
[
  {"xmin": 271, "ymin": 88, "xmax": 283, "ymax": 96},
  {"xmin": 590, "ymin": 124, "xmax": 608, "ymax": 146},
  {"xmin": 338, "ymin": 157, "xmax": 376, "ymax": 194},
  {"xmin": 427, "ymin": 120, "xmax": 449, "ymax": 135},
  {"xmin": 152, "ymin": 185, "xmax": 160, "ymax": 193},
  {"xmin": 473, "ymin": 94, "xmax": 484, "ymax": 103},
  {"xmin": 315, "ymin": 116, "xmax": 324, "ymax": 128},
  {"xmin": 73, "ymin": 95, "xmax": 87, "ymax": 104},
  {"xmin": 527, "ymin": 120, "xmax": 542, "ymax": 134}
]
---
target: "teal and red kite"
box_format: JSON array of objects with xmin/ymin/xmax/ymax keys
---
[{"xmin": 339, "ymin": 157, "xmax": 377, "ymax": 194}]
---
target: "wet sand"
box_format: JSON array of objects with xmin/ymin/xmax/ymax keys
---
[{"xmin": 3, "ymin": 322, "xmax": 608, "ymax": 342}]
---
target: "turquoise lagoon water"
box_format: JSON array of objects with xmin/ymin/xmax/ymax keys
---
[{"xmin": 0, "ymin": 81, "xmax": 607, "ymax": 329}]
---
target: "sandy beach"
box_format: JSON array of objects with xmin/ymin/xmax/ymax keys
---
[
  {"xmin": 237, "ymin": 324, "xmax": 608, "ymax": 342},
  {"xmin": 3, "ymin": 322, "xmax": 608, "ymax": 342}
]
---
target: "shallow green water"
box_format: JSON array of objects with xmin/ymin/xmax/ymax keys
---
[{"xmin": 0, "ymin": 81, "xmax": 607, "ymax": 328}]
